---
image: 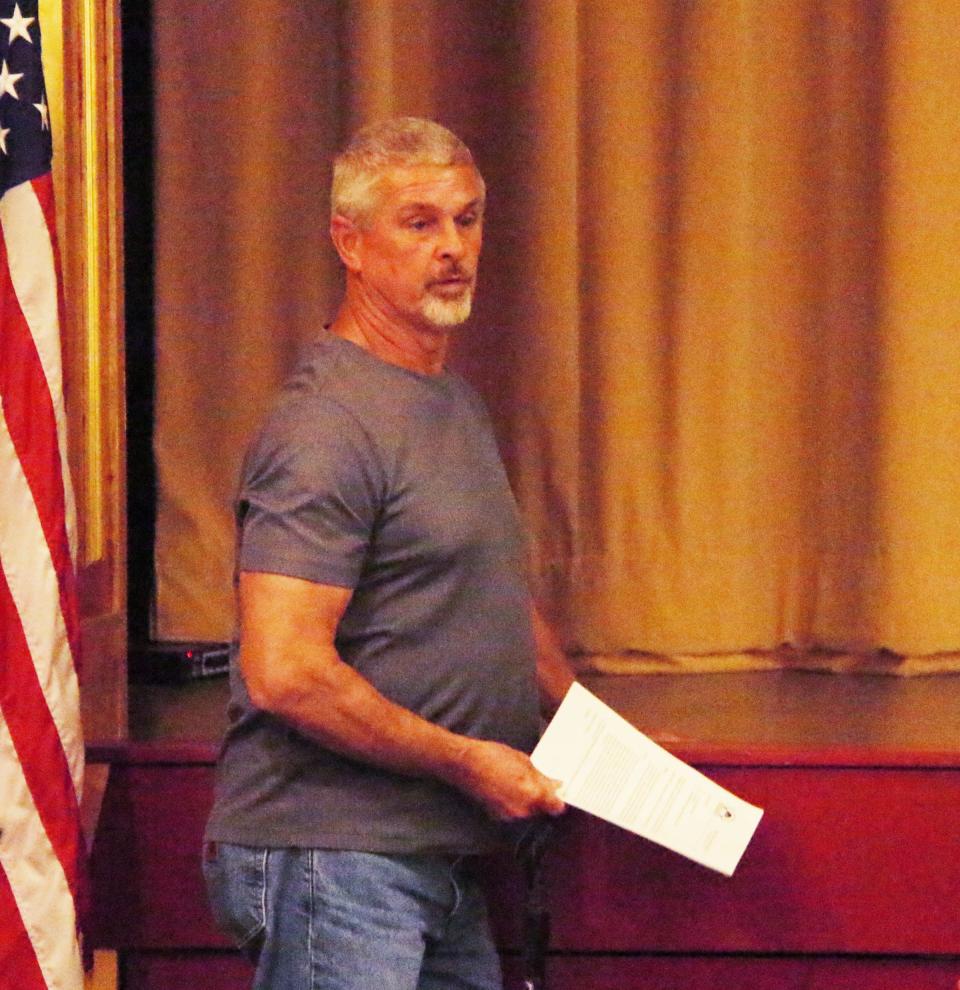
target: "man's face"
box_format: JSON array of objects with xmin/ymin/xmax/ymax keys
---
[{"xmin": 353, "ymin": 164, "xmax": 485, "ymax": 329}]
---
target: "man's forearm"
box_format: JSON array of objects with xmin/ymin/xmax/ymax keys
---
[
  {"xmin": 247, "ymin": 639, "xmax": 471, "ymax": 778},
  {"xmin": 243, "ymin": 640, "xmax": 563, "ymax": 822}
]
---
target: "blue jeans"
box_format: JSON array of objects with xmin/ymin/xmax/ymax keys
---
[{"xmin": 203, "ymin": 843, "xmax": 504, "ymax": 990}]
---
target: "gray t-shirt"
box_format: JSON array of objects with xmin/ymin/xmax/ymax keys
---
[{"xmin": 205, "ymin": 331, "xmax": 540, "ymax": 854}]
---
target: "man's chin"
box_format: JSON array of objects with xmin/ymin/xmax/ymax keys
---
[{"xmin": 420, "ymin": 293, "xmax": 474, "ymax": 328}]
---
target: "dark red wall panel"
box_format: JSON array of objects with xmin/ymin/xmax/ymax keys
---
[{"xmin": 90, "ymin": 756, "xmax": 960, "ymax": 989}]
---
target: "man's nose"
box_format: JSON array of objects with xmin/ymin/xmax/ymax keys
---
[{"xmin": 435, "ymin": 219, "xmax": 466, "ymax": 259}]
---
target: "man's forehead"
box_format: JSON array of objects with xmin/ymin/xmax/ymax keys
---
[{"xmin": 377, "ymin": 163, "xmax": 485, "ymax": 210}]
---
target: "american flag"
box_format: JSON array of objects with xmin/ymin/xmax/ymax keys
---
[{"xmin": 0, "ymin": 1, "xmax": 86, "ymax": 987}]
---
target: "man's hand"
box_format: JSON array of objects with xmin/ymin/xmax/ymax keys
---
[{"xmin": 450, "ymin": 739, "xmax": 566, "ymax": 822}]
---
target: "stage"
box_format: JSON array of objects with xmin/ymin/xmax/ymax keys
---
[{"xmin": 88, "ymin": 670, "xmax": 960, "ymax": 989}]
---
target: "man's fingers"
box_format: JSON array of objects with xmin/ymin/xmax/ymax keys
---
[
  {"xmin": 475, "ymin": 746, "xmax": 568, "ymax": 820},
  {"xmin": 543, "ymin": 777, "xmax": 566, "ymax": 816}
]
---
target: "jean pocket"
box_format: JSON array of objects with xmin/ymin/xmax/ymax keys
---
[{"xmin": 202, "ymin": 842, "xmax": 268, "ymax": 957}]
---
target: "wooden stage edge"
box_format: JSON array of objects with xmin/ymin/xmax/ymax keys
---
[{"xmin": 88, "ymin": 668, "xmax": 960, "ymax": 766}]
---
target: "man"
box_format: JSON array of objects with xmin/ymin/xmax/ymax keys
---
[{"xmin": 203, "ymin": 117, "xmax": 576, "ymax": 990}]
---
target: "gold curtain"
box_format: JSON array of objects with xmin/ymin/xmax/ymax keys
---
[{"xmin": 154, "ymin": 0, "xmax": 960, "ymax": 675}]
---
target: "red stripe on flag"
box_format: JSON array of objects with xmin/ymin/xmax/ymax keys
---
[
  {"xmin": 0, "ymin": 563, "xmax": 83, "ymax": 900},
  {"xmin": 0, "ymin": 863, "xmax": 48, "ymax": 990},
  {"xmin": 31, "ymin": 175, "xmax": 69, "ymax": 370},
  {"xmin": 0, "ymin": 206, "xmax": 80, "ymax": 672}
]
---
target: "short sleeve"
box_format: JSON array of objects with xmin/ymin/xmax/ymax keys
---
[{"xmin": 236, "ymin": 397, "xmax": 383, "ymax": 588}]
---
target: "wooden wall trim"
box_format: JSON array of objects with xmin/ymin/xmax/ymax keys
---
[{"xmin": 41, "ymin": 0, "xmax": 127, "ymax": 740}]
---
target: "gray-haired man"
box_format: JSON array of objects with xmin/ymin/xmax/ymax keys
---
[{"xmin": 204, "ymin": 117, "xmax": 574, "ymax": 990}]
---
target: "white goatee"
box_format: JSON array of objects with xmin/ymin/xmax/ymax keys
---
[{"xmin": 421, "ymin": 289, "xmax": 474, "ymax": 327}]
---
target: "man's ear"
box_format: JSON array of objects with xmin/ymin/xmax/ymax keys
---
[{"xmin": 330, "ymin": 214, "xmax": 363, "ymax": 273}]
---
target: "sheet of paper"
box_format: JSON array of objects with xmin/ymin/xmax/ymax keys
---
[{"xmin": 531, "ymin": 682, "xmax": 763, "ymax": 876}]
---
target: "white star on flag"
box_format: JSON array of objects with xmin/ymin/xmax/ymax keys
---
[
  {"xmin": 0, "ymin": 57, "xmax": 23, "ymax": 97},
  {"xmin": 33, "ymin": 92, "xmax": 46, "ymax": 128},
  {"xmin": 0, "ymin": 122, "xmax": 9, "ymax": 153},
  {"xmin": 0, "ymin": 3, "xmax": 33, "ymax": 44}
]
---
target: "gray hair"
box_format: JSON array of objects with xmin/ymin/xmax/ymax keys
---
[{"xmin": 331, "ymin": 117, "xmax": 484, "ymax": 225}]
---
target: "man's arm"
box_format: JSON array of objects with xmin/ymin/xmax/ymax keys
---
[
  {"xmin": 238, "ymin": 570, "xmax": 565, "ymax": 822},
  {"xmin": 531, "ymin": 602, "xmax": 577, "ymax": 717}
]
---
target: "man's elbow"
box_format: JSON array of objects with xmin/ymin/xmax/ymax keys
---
[{"xmin": 241, "ymin": 644, "xmax": 308, "ymax": 716}]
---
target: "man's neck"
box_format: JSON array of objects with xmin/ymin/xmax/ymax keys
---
[{"xmin": 329, "ymin": 295, "xmax": 450, "ymax": 378}]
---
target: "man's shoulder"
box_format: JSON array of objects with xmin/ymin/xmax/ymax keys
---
[
  {"xmin": 253, "ymin": 388, "xmax": 376, "ymax": 467},
  {"xmin": 283, "ymin": 332, "xmax": 426, "ymax": 407},
  {"xmin": 282, "ymin": 332, "xmax": 359, "ymax": 397},
  {"xmin": 264, "ymin": 336, "xmax": 376, "ymax": 426}
]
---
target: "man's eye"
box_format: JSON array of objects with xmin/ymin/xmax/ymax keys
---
[
  {"xmin": 408, "ymin": 218, "xmax": 431, "ymax": 230},
  {"xmin": 457, "ymin": 214, "xmax": 478, "ymax": 227}
]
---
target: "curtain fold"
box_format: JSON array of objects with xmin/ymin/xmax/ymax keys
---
[
  {"xmin": 871, "ymin": 1, "xmax": 960, "ymax": 656},
  {"xmin": 153, "ymin": 1, "xmax": 960, "ymax": 675},
  {"xmin": 153, "ymin": 1, "xmax": 344, "ymax": 638}
]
